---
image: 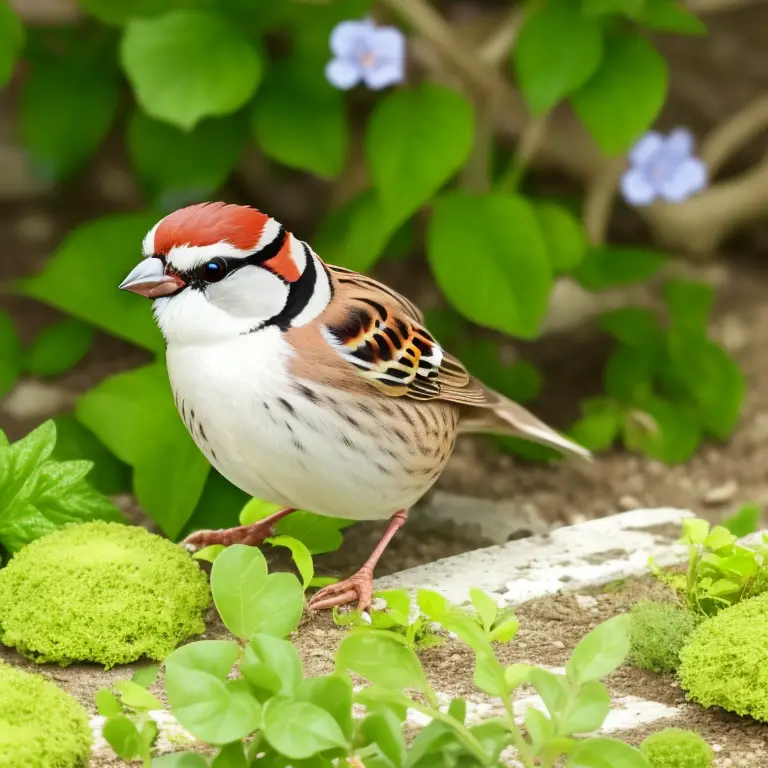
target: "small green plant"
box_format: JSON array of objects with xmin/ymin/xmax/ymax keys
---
[
  {"xmin": 571, "ymin": 280, "xmax": 745, "ymax": 462},
  {"xmin": 0, "ymin": 661, "xmax": 92, "ymax": 768},
  {"xmin": 679, "ymin": 589, "xmax": 768, "ymax": 722},
  {"xmin": 103, "ymin": 543, "xmax": 654, "ymax": 767},
  {"xmin": 639, "ymin": 728, "xmax": 713, "ymax": 768},
  {"xmin": 97, "ymin": 665, "xmax": 164, "ymax": 767},
  {"xmin": 628, "ymin": 601, "xmax": 697, "ymax": 674},
  {"xmin": 0, "ymin": 520, "xmax": 210, "ymax": 667},
  {"xmin": 651, "ymin": 516, "xmax": 768, "ymax": 616},
  {"xmin": 0, "ymin": 420, "xmax": 123, "ymax": 558}
]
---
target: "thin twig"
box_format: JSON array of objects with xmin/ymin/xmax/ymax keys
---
[
  {"xmin": 582, "ymin": 159, "xmax": 626, "ymax": 247},
  {"xmin": 685, "ymin": 0, "xmax": 768, "ymax": 12},
  {"xmin": 477, "ymin": 7, "xmax": 524, "ymax": 66}
]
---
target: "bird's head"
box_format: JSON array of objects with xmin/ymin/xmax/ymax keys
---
[{"xmin": 120, "ymin": 202, "xmax": 332, "ymax": 345}]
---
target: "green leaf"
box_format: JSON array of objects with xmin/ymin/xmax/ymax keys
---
[
  {"xmin": 51, "ymin": 414, "xmax": 131, "ymax": 496},
  {"xmin": 723, "ymin": 504, "xmax": 761, "ymax": 537},
  {"xmin": 121, "ymin": 10, "xmax": 263, "ymax": 130},
  {"xmin": 267, "ymin": 534, "xmax": 314, "ymax": 589},
  {"xmin": 529, "ymin": 669, "xmax": 570, "ymax": 717},
  {"xmin": 473, "ymin": 653, "xmax": 507, "ymax": 697},
  {"xmin": 0, "ymin": 0, "xmax": 23, "ymax": 87},
  {"xmin": 164, "ymin": 640, "xmax": 262, "ymax": 744},
  {"xmin": 682, "ymin": 517, "xmax": 710, "ymax": 545},
  {"xmin": 704, "ymin": 525, "xmax": 737, "ymax": 552},
  {"xmin": 604, "ymin": 344, "xmax": 657, "ymax": 404},
  {"xmin": 313, "ymin": 189, "xmax": 403, "ymax": 273},
  {"xmin": 25, "ymin": 319, "xmax": 94, "ymax": 378},
  {"xmin": 360, "ymin": 710, "xmax": 407, "ymax": 768},
  {"xmin": 574, "ymin": 246, "xmax": 666, "ymax": 291},
  {"xmin": 560, "ymin": 680, "xmax": 611, "ymax": 734},
  {"xmin": 76, "ymin": 363, "xmax": 210, "ymax": 538},
  {"xmin": 0, "ymin": 309, "xmax": 22, "ymax": 397},
  {"xmin": 244, "ymin": 633, "xmax": 303, "ymax": 697},
  {"xmin": 582, "ymin": 0, "xmax": 644, "ymax": 16},
  {"xmin": 193, "ymin": 544, "xmax": 226, "ymax": 563},
  {"xmin": 78, "ymin": 0, "xmax": 170, "ymax": 26},
  {"xmin": 569, "ymin": 402, "xmax": 622, "ymax": 452},
  {"xmin": 622, "ymin": 397, "xmax": 702, "ymax": 463},
  {"xmin": 366, "ymin": 84, "xmax": 474, "ymax": 222},
  {"xmin": 212, "ymin": 741, "xmax": 248, "ymax": 768},
  {"xmin": 525, "ymin": 706, "xmax": 555, "ymax": 751},
  {"xmin": 210, "ymin": 544, "xmax": 304, "ymax": 639},
  {"xmin": 504, "ymin": 663, "xmax": 531, "ymax": 691},
  {"xmin": 251, "ymin": 58, "xmax": 347, "ymax": 178},
  {"xmin": 568, "ymin": 737, "xmax": 651, "ymax": 767},
  {"xmin": 95, "ymin": 688, "xmax": 122, "ymax": 717},
  {"xmin": 566, "ymin": 615, "xmax": 631, "ymax": 685},
  {"xmin": 262, "ymin": 696, "xmax": 349, "ymax": 759},
  {"xmin": 636, "ymin": 0, "xmax": 707, "ymax": 35},
  {"xmin": 128, "ymin": 111, "xmax": 248, "ymax": 209},
  {"xmin": 115, "ymin": 679, "xmax": 163, "ymax": 710},
  {"xmin": 534, "ymin": 202, "xmax": 587, "ymax": 273},
  {"xmin": 296, "ymin": 674, "xmax": 354, "ymax": 741},
  {"xmin": 600, "ymin": 308, "xmax": 660, "ymax": 347},
  {"xmin": 239, "ymin": 498, "xmax": 283, "ymax": 524},
  {"xmin": 663, "ymin": 279, "xmax": 713, "ymax": 333},
  {"xmin": 19, "ymin": 213, "xmax": 163, "ymax": 352},
  {"xmin": 21, "ymin": 43, "xmax": 118, "ymax": 180},
  {"xmin": 427, "ymin": 192, "xmax": 551, "ymax": 339},
  {"xmin": 103, "ymin": 715, "xmax": 143, "ymax": 759},
  {"xmin": 336, "ymin": 631, "xmax": 429, "ymax": 694},
  {"xmin": 490, "ymin": 616, "xmax": 520, "ymax": 644},
  {"xmin": 0, "ymin": 420, "xmax": 123, "ymax": 553},
  {"xmin": 470, "ymin": 588, "xmax": 498, "ymax": 633},
  {"xmin": 513, "ymin": 3, "xmax": 603, "ymax": 114},
  {"xmin": 571, "ymin": 31, "xmax": 668, "ymax": 153},
  {"xmin": 132, "ymin": 665, "xmax": 160, "ymax": 688}
]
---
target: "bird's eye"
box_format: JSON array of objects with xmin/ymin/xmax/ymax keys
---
[{"xmin": 201, "ymin": 258, "xmax": 227, "ymax": 283}]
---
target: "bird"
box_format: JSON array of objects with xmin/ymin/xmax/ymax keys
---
[{"xmin": 119, "ymin": 202, "xmax": 590, "ymax": 612}]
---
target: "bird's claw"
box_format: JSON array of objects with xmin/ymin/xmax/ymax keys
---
[{"xmin": 309, "ymin": 568, "xmax": 374, "ymax": 612}]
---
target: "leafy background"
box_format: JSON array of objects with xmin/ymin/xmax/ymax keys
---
[{"xmin": 0, "ymin": 0, "xmax": 763, "ymax": 554}]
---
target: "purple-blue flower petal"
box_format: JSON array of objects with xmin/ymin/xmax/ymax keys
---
[
  {"xmin": 665, "ymin": 127, "xmax": 695, "ymax": 158},
  {"xmin": 659, "ymin": 157, "xmax": 707, "ymax": 203},
  {"xmin": 325, "ymin": 58, "xmax": 362, "ymax": 90},
  {"xmin": 363, "ymin": 58, "xmax": 404, "ymax": 89},
  {"xmin": 330, "ymin": 19, "xmax": 375, "ymax": 58},
  {"xmin": 621, "ymin": 168, "xmax": 658, "ymax": 206},
  {"xmin": 370, "ymin": 26, "xmax": 405, "ymax": 61},
  {"xmin": 629, "ymin": 132, "xmax": 664, "ymax": 167}
]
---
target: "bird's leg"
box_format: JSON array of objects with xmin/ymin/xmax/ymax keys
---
[
  {"xmin": 181, "ymin": 507, "xmax": 296, "ymax": 550},
  {"xmin": 309, "ymin": 509, "xmax": 409, "ymax": 612}
]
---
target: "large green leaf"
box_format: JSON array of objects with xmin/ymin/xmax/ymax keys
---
[
  {"xmin": 251, "ymin": 58, "xmax": 347, "ymax": 178},
  {"xmin": 20, "ymin": 43, "xmax": 118, "ymax": 180},
  {"xmin": 121, "ymin": 10, "xmax": 263, "ymax": 130},
  {"xmin": 25, "ymin": 319, "xmax": 94, "ymax": 378},
  {"xmin": 19, "ymin": 212, "xmax": 163, "ymax": 352},
  {"xmin": 76, "ymin": 363, "xmax": 210, "ymax": 538},
  {"xmin": 570, "ymin": 31, "xmax": 668, "ymax": 153},
  {"xmin": 127, "ymin": 111, "xmax": 248, "ymax": 209},
  {"xmin": 635, "ymin": 0, "xmax": 706, "ymax": 35},
  {"xmin": 512, "ymin": 3, "xmax": 603, "ymax": 115},
  {"xmin": 568, "ymin": 737, "xmax": 650, "ymax": 768},
  {"xmin": 427, "ymin": 192, "xmax": 552, "ymax": 339},
  {"xmin": 573, "ymin": 246, "xmax": 666, "ymax": 291},
  {"xmin": 0, "ymin": 0, "xmax": 24, "ymax": 87},
  {"xmin": 533, "ymin": 202, "xmax": 586, "ymax": 273},
  {"xmin": 366, "ymin": 84, "xmax": 474, "ymax": 222}
]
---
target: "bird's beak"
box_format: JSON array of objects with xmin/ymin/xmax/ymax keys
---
[{"xmin": 119, "ymin": 257, "xmax": 183, "ymax": 298}]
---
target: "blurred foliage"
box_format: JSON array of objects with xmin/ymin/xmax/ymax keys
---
[{"xmin": 0, "ymin": 0, "xmax": 745, "ymax": 541}]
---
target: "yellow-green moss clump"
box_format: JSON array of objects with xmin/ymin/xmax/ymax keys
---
[
  {"xmin": 679, "ymin": 591, "xmax": 768, "ymax": 720},
  {"xmin": 0, "ymin": 662, "xmax": 92, "ymax": 767},
  {"xmin": 640, "ymin": 728, "xmax": 713, "ymax": 768},
  {"xmin": 629, "ymin": 601, "xmax": 697, "ymax": 674},
  {"xmin": 0, "ymin": 521, "xmax": 210, "ymax": 667}
]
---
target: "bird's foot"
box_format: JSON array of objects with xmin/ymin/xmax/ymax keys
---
[
  {"xmin": 308, "ymin": 567, "xmax": 374, "ymax": 612},
  {"xmin": 181, "ymin": 507, "xmax": 296, "ymax": 552}
]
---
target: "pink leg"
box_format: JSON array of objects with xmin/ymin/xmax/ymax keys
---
[
  {"xmin": 309, "ymin": 509, "xmax": 409, "ymax": 612},
  {"xmin": 181, "ymin": 507, "xmax": 295, "ymax": 549}
]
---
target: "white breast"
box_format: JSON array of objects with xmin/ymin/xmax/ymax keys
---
[{"xmin": 165, "ymin": 329, "xmax": 438, "ymax": 521}]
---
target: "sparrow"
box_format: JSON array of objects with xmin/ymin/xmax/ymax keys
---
[{"xmin": 119, "ymin": 202, "xmax": 589, "ymax": 612}]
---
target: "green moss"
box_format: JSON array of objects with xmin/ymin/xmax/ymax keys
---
[
  {"xmin": 0, "ymin": 521, "xmax": 210, "ymax": 667},
  {"xmin": 679, "ymin": 590, "xmax": 768, "ymax": 720},
  {"xmin": 639, "ymin": 728, "xmax": 713, "ymax": 768},
  {"xmin": 0, "ymin": 661, "xmax": 92, "ymax": 767},
  {"xmin": 628, "ymin": 600, "xmax": 697, "ymax": 674}
]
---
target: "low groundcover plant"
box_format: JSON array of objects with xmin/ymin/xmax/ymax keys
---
[
  {"xmin": 0, "ymin": 661, "xmax": 92, "ymax": 768},
  {"xmin": 639, "ymin": 728, "xmax": 713, "ymax": 768},
  {"xmin": 0, "ymin": 520, "xmax": 210, "ymax": 667}
]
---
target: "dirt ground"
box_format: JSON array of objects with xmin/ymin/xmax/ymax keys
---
[{"xmin": 3, "ymin": 572, "xmax": 766, "ymax": 767}]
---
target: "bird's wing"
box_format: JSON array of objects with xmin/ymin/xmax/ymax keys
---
[{"xmin": 317, "ymin": 270, "xmax": 590, "ymax": 459}]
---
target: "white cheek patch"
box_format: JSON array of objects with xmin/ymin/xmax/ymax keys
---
[
  {"xmin": 142, "ymin": 221, "xmax": 160, "ymax": 257},
  {"xmin": 255, "ymin": 217, "xmax": 282, "ymax": 251},
  {"xmin": 286, "ymin": 233, "xmax": 307, "ymax": 273},
  {"xmin": 208, "ymin": 265, "xmax": 288, "ymax": 320}
]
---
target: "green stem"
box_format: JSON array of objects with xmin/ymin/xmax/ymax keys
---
[
  {"xmin": 499, "ymin": 691, "xmax": 536, "ymax": 768},
  {"xmin": 496, "ymin": 116, "xmax": 549, "ymax": 194},
  {"xmin": 409, "ymin": 702, "xmax": 491, "ymax": 765}
]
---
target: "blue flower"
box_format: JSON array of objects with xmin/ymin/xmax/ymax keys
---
[
  {"xmin": 326, "ymin": 18, "xmax": 405, "ymax": 91},
  {"xmin": 621, "ymin": 128, "xmax": 708, "ymax": 206}
]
